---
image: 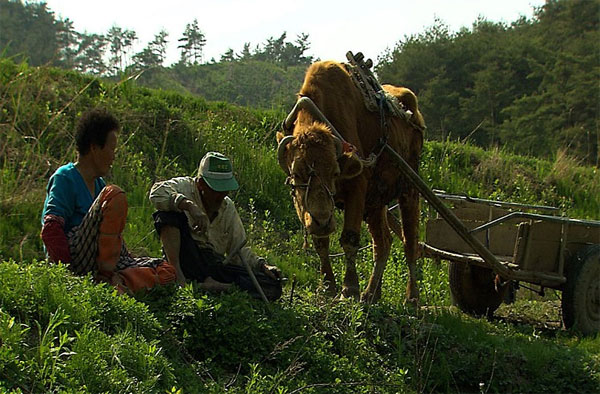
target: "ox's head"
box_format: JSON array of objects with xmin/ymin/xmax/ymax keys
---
[{"xmin": 277, "ymin": 122, "xmax": 363, "ymax": 237}]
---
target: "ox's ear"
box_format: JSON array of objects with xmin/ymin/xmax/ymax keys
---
[
  {"xmin": 276, "ymin": 131, "xmax": 285, "ymax": 143},
  {"xmin": 338, "ymin": 152, "xmax": 363, "ymax": 179}
]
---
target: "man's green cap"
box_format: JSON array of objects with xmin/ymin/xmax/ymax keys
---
[{"xmin": 197, "ymin": 152, "xmax": 239, "ymax": 192}]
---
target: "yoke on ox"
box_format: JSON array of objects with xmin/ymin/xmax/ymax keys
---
[{"xmin": 277, "ymin": 54, "xmax": 425, "ymax": 303}]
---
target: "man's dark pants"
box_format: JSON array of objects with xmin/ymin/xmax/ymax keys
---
[{"xmin": 153, "ymin": 211, "xmax": 281, "ymax": 301}]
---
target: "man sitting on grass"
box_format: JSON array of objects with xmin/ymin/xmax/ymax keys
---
[{"xmin": 149, "ymin": 151, "xmax": 282, "ymax": 300}]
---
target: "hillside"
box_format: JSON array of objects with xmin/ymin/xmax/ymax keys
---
[
  {"xmin": 2, "ymin": 0, "xmax": 598, "ymax": 166},
  {"xmin": 0, "ymin": 60, "xmax": 599, "ymax": 392}
]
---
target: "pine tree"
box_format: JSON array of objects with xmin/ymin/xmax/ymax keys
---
[
  {"xmin": 220, "ymin": 48, "xmax": 235, "ymax": 62},
  {"xmin": 0, "ymin": 0, "xmax": 60, "ymax": 65},
  {"xmin": 107, "ymin": 25, "xmax": 137, "ymax": 74},
  {"xmin": 151, "ymin": 29, "xmax": 169, "ymax": 65},
  {"xmin": 178, "ymin": 19, "xmax": 206, "ymax": 65},
  {"xmin": 74, "ymin": 33, "xmax": 107, "ymax": 75},
  {"xmin": 56, "ymin": 18, "xmax": 79, "ymax": 69},
  {"xmin": 133, "ymin": 29, "xmax": 169, "ymax": 69},
  {"xmin": 238, "ymin": 42, "xmax": 252, "ymax": 61}
]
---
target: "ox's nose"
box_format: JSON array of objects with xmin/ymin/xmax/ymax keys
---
[
  {"xmin": 304, "ymin": 211, "xmax": 335, "ymax": 236},
  {"xmin": 311, "ymin": 214, "xmax": 330, "ymax": 228}
]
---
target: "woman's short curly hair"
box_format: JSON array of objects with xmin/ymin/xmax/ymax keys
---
[{"xmin": 75, "ymin": 108, "xmax": 120, "ymax": 155}]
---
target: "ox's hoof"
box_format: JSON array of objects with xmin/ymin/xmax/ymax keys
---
[
  {"xmin": 403, "ymin": 297, "xmax": 420, "ymax": 309},
  {"xmin": 341, "ymin": 286, "xmax": 360, "ymax": 301},
  {"xmin": 325, "ymin": 284, "xmax": 338, "ymax": 297},
  {"xmin": 360, "ymin": 291, "xmax": 381, "ymax": 304},
  {"xmin": 317, "ymin": 282, "xmax": 338, "ymax": 298}
]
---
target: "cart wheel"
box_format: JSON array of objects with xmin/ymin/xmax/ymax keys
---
[
  {"xmin": 562, "ymin": 245, "xmax": 600, "ymax": 335},
  {"xmin": 449, "ymin": 261, "xmax": 507, "ymax": 317}
]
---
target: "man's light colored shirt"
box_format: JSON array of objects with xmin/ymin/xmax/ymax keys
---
[{"xmin": 149, "ymin": 176, "xmax": 260, "ymax": 269}]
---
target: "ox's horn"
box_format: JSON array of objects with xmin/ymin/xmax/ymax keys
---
[
  {"xmin": 283, "ymin": 97, "xmax": 310, "ymax": 134},
  {"xmin": 277, "ymin": 135, "xmax": 295, "ymax": 175},
  {"xmin": 286, "ymin": 97, "xmax": 346, "ymax": 143}
]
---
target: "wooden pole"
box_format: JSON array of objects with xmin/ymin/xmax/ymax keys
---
[{"xmin": 228, "ymin": 239, "xmax": 269, "ymax": 302}]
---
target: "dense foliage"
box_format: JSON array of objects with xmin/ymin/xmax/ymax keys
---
[
  {"xmin": 0, "ymin": 0, "xmax": 63, "ymax": 66},
  {"xmin": 0, "ymin": 0, "xmax": 314, "ymax": 109},
  {"xmin": 1, "ymin": 260, "xmax": 599, "ymax": 393},
  {"xmin": 376, "ymin": 0, "xmax": 599, "ymax": 166},
  {"xmin": 149, "ymin": 60, "xmax": 307, "ymax": 109},
  {"xmin": 3, "ymin": 0, "xmax": 597, "ymax": 164}
]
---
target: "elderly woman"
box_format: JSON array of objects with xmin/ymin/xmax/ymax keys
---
[{"xmin": 41, "ymin": 108, "xmax": 175, "ymax": 293}]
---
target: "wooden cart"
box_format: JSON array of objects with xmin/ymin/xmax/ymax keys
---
[
  {"xmin": 384, "ymin": 146, "xmax": 600, "ymax": 335},
  {"xmin": 422, "ymin": 193, "xmax": 600, "ymax": 334}
]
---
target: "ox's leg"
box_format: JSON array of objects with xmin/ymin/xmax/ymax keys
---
[
  {"xmin": 362, "ymin": 206, "xmax": 392, "ymax": 304},
  {"xmin": 340, "ymin": 229, "xmax": 360, "ymax": 299},
  {"xmin": 313, "ymin": 235, "xmax": 336, "ymax": 295},
  {"xmin": 339, "ymin": 182, "xmax": 366, "ymax": 300},
  {"xmin": 400, "ymin": 187, "xmax": 421, "ymax": 304}
]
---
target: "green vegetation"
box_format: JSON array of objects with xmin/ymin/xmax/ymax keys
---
[
  {"xmin": 0, "ymin": 0, "xmax": 312, "ymax": 109},
  {"xmin": 160, "ymin": 60, "xmax": 307, "ymax": 109},
  {"xmin": 1, "ymin": 261, "xmax": 599, "ymax": 393},
  {"xmin": 4, "ymin": 0, "xmax": 597, "ymax": 166},
  {"xmin": 1, "ymin": 54, "xmax": 599, "ymax": 392},
  {"xmin": 0, "ymin": 1, "xmax": 63, "ymax": 67},
  {"xmin": 377, "ymin": 0, "xmax": 599, "ymax": 166},
  {"xmin": 421, "ymin": 141, "xmax": 599, "ymax": 219}
]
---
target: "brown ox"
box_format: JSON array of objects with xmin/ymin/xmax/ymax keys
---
[{"xmin": 277, "ymin": 60, "xmax": 425, "ymax": 303}]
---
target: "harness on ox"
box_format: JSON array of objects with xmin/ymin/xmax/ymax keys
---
[
  {"xmin": 344, "ymin": 51, "xmax": 425, "ymax": 155},
  {"xmin": 345, "ymin": 52, "xmax": 413, "ymax": 120}
]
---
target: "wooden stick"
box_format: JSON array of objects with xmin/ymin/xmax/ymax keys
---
[{"xmin": 228, "ymin": 239, "xmax": 269, "ymax": 302}]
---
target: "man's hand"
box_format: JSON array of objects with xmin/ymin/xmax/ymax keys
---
[{"xmin": 180, "ymin": 199, "xmax": 208, "ymax": 234}]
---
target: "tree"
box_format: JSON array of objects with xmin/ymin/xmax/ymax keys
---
[
  {"xmin": 278, "ymin": 33, "xmax": 313, "ymax": 67},
  {"xmin": 238, "ymin": 42, "xmax": 252, "ymax": 61},
  {"xmin": 261, "ymin": 32, "xmax": 286, "ymax": 63},
  {"xmin": 106, "ymin": 25, "xmax": 137, "ymax": 74},
  {"xmin": 178, "ymin": 19, "xmax": 206, "ymax": 65},
  {"xmin": 150, "ymin": 29, "xmax": 169, "ymax": 65},
  {"xmin": 220, "ymin": 48, "xmax": 234, "ymax": 62},
  {"xmin": 0, "ymin": 0, "xmax": 60, "ymax": 65},
  {"xmin": 133, "ymin": 30, "xmax": 169, "ymax": 69},
  {"xmin": 376, "ymin": 1, "xmax": 599, "ymax": 165},
  {"xmin": 56, "ymin": 18, "xmax": 79, "ymax": 69},
  {"xmin": 295, "ymin": 33, "xmax": 310, "ymax": 54},
  {"xmin": 242, "ymin": 32, "xmax": 312, "ymax": 67},
  {"xmin": 74, "ymin": 33, "xmax": 107, "ymax": 75}
]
